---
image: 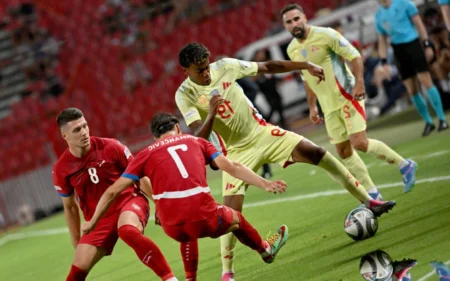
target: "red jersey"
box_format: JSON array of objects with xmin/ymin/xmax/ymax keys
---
[
  {"xmin": 53, "ymin": 137, "xmax": 135, "ymax": 220},
  {"xmin": 123, "ymin": 134, "xmax": 220, "ymax": 225}
]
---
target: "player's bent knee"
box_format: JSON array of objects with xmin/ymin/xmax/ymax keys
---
[
  {"xmin": 223, "ymin": 195, "xmax": 244, "ymax": 212},
  {"xmin": 335, "ymin": 143, "xmax": 353, "ymax": 159},
  {"xmin": 118, "ymin": 210, "xmax": 143, "ymax": 232},
  {"xmin": 293, "ymin": 139, "xmax": 327, "ymax": 165},
  {"xmin": 352, "ymin": 139, "xmax": 368, "ymax": 152},
  {"xmin": 118, "ymin": 225, "xmax": 142, "ymax": 246}
]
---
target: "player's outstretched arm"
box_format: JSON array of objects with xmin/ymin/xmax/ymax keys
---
[
  {"xmin": 257, "ymin": 60, "xmax": 325, "ymax": 84},
  {"xmin": 61, "ymin": 195, "xmax": 81, "ymax": 249},
  {"xmin": 81, "ymin": 177, "xmax": 134, "ymax": 234},
  {"xmin": 212, "ymin": 154, "xmax": 287, "ymax": 193}
]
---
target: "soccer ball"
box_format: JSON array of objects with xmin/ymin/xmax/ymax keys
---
[
  {"xmin": 344, "ymin": 207, "xmax": 378, "ymax": 241},
  {"xmin": 360, "ymin": 250, "xmax": 394, "ymax": 281}
]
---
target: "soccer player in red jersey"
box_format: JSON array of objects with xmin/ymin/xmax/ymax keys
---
[
  {"xmin": 52, "ymin": 108, "xmax": 177, "ymax": 281},
  {"xmin": 82, "ymin": 113, "xmax": 289, "ymax": 281}
]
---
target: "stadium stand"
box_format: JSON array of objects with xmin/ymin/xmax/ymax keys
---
[{"xmin": 0, "ymin": 0, "xmax": 349, "ymax": 183}]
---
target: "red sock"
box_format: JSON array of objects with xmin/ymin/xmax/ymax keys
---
[
  {"xmin": 232, "ymin": 212, "xmax": 266, "ymax": 253},
  {"xmin": 118, "ymin": 225, "xmax": 174, "ymax": 281},
  {"xmin": 181, "ymin": 239, "xmax": 199, "ymax": 281},
  {"xmin": 66, "ymin": 265, "xmax": 87, "ymax": 281}
]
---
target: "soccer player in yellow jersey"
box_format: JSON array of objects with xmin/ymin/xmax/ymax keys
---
[
  {"xmin": 175, "ymin": 42, "xmax": 396, "ymax": 281},
  {"xmin": 282, "ymin": 4, "xmax": 418, "ymax": 200}
]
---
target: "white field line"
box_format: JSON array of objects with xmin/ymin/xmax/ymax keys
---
[
  {"xmin": 0, "ymin": 227, "xmax": 68, "ymax": 247},
  {"xmin": 417, "ymin": 260, "xmax": 450, "ymax": 281},
  {"xmin": 244, "ymin": 175, "xmax": 450, "ymax": 208},
  {"xmin": 1, "ymin": 174, "xmax": 449, "ymax": 247},
  {"xmin": 378, "ymin": 150, "xmax": 449, "ymax": 167}
]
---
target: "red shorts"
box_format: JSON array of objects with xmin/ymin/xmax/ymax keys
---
[
  {"xmin": 162, "ymin": 204, "xmax": 235, "ymax": 243},
  {"xmin": 79, "ymin": 193, "xmax": 149, "ymax": 255}
]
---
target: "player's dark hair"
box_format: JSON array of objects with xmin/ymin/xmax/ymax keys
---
[
  {"xmin": 57, "ymin": 107, "xmax": 84, "ymax": 128},
  {"xmin": 150, "ymin": 113, "xmax": 179, "ymax": 138},
  {"xmin": 280, "ymin": 4, "xmax": 304, "ymax": 17},
  {"xmin": 178, "ymin": 42, "xmax": 210, "ymax": 68}
]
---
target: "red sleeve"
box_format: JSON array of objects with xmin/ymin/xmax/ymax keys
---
[
  {"xmin": 122, "ymin": 149, "xmax": 149, "ymax": 181},
  {"xmin": 108, "ymin": 139, "xmax": 134, "ymax": 170},
  {"xmin": 198, "ymin": 138, "xmax": 221, "ymax": 165},
  {"xmin": 52, "ymin": 164, "xmax": 74, "ymax": 198}
]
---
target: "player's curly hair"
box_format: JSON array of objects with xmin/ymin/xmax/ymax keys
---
[
  {"xmin": 150, "ymin": 113, "xmax": 180, "ymax": 138},
  {"xmin": 280, "ymin": 4, "xmax": 304, "ymax": 17},
  {"xmin": 57, "ymin": 107, "xmax": 84, "ymax": 128},
  {"xmin": 178, "ymin": 42, "xmax": 210, "ymax": 68}
]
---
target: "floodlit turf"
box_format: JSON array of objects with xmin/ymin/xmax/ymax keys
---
[{"xmin": 1, "ymin": 112, "xmax": 449, "ymax": 281}]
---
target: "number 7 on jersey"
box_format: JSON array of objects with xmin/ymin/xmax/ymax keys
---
[{"xmin": 167, "ymin": 144, "xmax": 189, "ymax": 178}]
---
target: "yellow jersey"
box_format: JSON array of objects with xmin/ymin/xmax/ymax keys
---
[
  {"xmin": 287, "ymin": 26, "xmax": 361, "ymax": 113},
  {"xmin": 175, "ymin": 58, "xmax": 265, "ymax": 149}
]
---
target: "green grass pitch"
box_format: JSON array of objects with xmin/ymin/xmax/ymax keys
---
[{"xmin": 1, "ymin": 111, "xmax": 449, "ymax": 281}]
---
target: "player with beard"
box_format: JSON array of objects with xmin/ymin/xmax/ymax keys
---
[{"xmin": 282, "ymin": 3, "xmax": 417, "ymax": 200}]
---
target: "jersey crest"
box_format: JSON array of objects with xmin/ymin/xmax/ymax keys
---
[{"xmin": 197, "ymin": 94, "xmax": 209, "ymax": 106}]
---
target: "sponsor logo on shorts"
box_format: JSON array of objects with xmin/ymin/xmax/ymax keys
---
[
  {"xmin": 132, "ymin": 203, "xmax": 141, "ymax": 211},
  {"xmin": 225, "ymin": 183, "xmax": 235, "ymax": 190}
]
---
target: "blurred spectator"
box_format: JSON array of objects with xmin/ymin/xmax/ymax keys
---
[
  {"xmin": 214, "ymin": 0, "xmax": 243, "ymax": 13},
  {"xmin": 0, "ymin": 211, "xmax": 6, "ymax": 233},
  {"xmin": 252, "ymin": 49, "xmax": 287, "ymax": 129},
  {"xmin": 330, "ymin": 21, "xmax": 344, "ymax": 35},
  {"xmin": 423, "ymin": 7, "xmax": 450, "ymax": 93},
  {"xmin": 100, "ymin": 0, "xmax": 157, "ymax": 92},
  {"xmin": 121, "ymin": 47, "xmax": 152, "ymax": 92},
  {"xmin": 265, "ymin": 10, "xmax": 284, "ymax": 36},
  {"xmin": 17, "ymin": 203, "xmax": 34, "ymax": 226},
  {"xmin": 5, "ymin": 2, "xmax": 65, "ymax": 102},
  {"xmin": 364, "ymin": 42, "xmax": 408, "ymax": 115},
  {"xmin": 164, "ymin": 0, "xmax": 210, "ymax": 34}
]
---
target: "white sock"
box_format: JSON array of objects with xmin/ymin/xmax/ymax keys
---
[
  {"xmin": 260, "ymin": 241, "xmax": 272, "ymax": 256},
  {"xmin": 166, "ymin": 278, "xmax": 178, "ymax": 281},
  {"xmin": 367, "ymin": 186, "xmax": 378, "ymax": 195},
  {"xmin": 367, "ymin": 186, "xmax": 383, "ymax": 200}
]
